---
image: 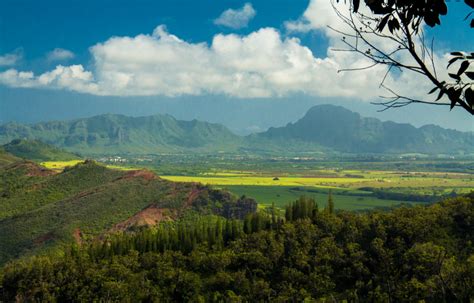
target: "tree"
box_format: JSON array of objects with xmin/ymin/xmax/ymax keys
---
[
  {"xmin": 333, "ymin": 0, "xmax": 474, "ymax": 114},
  {"xmin": 326, "ymin": 190, "xmax": 334, "ymax": 214}
]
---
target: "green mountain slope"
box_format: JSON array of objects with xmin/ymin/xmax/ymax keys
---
[
  {"xmin": 0, "ymin": 106, "xmax": 472, "ymax": 155},
  {"xmin": 251, "ymin": 105, "xmax": 474, "ymax": 154},
  {"xmin": 3, "ymin": 139, "xmax": 81, "ymax": 161},
  {"xmin": 0, "ymin": 114, "xmax": 242, "ymax": 155},
  {"xmin": 0, "ymin": 149, "xmax": 20, "ymax": 168},
  {"xmin": 0, "ymin": 160, "xmax": 256, "ymax": 265}
]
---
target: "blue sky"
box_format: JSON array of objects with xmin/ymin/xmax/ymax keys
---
[
  {"xmin": 1, "ymin": 0, "xmax": 470, "ymax": 67},
  {"xmin": 0, "ymin": 0, "xmax": 472, "ymax": 131},
  {"xmin": 0, "ymin": 0, "xmax": 309, "ymax": 71}
]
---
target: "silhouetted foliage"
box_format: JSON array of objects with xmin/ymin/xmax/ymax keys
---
[{"xmin": 335, "ymin": 0, "xmax": 474, "ymax": 114}]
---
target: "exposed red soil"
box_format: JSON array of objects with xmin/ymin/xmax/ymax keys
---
[
  {"xmin": 110, "ymin": 205, "xmax": 176, "ymax": 232},
  {"xmin": 185, "ymin": 187, "xmax": 204, "ymax": 207},
  {"xmin": 72, "ymin": 228, "xmax": 83, "ymax": 245}
]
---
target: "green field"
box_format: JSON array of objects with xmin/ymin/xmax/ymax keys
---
[
  {"xmin": 220, "ymin": 185, "xmax": 423, "ymax": 210},
  {"xmin": 160, "ymin": 169, "xmax": 473, "ymax": 210}
]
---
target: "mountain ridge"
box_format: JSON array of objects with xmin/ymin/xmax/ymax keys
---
[
  {"xmin": 0, "ymin": 105, "xmax": 472, "ymax": 155},
  {"xmin": 252, "ymin": 105, "xmax": 473, "ymax": 154}
]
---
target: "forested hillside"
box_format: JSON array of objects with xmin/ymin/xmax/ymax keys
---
[
  {"xmin": 0, "ymin": 149, "xmax": 20, "ymax": 168},
  {"xmin": 0, "ymin": 160, "xmax": 256, "ymax": 265},
  {"xmin": 1, "ymin": 195, "xmax": 472, "ymax": 302}
]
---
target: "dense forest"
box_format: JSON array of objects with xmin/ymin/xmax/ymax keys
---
[{"xmin": 1, "ymin": 194, "xmax": 472, "ymax": 302}]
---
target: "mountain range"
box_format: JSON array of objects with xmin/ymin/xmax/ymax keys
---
[{"xmin": 0, "ymin": 105, "xmax": 472, "ymax": 155}]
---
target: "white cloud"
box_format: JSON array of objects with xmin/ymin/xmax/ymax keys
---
[
  {"xmin": 0, "ymin": 50, "xmax": 22, "ymax": 66},
  {"xmin": 0, "ymin": 23, "xmax": 428, "ymax": 99},
  {"xmin": 0, "ymin": 0, "xmax": 457, "ymax": 102},
  {"xmin": 214, "ymin": 3, "xmax": 256, "ymax": 29},
  {"xmin": 47, "ymin": 48, "xmax": 75, "ymax": 61},
  {"xmin": 0, "ymin": 65, "xmax": 98, "ymax": 94}
]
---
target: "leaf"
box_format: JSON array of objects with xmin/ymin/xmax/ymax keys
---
[
  {"xmin": 450, "ymin": 98, "xmax": 457, "ymax": 110},
  {"xmin": 435, "ymin": 89, "xmax": 445, "ymax": 101},
  {"xmin": 447, "ymin": 57, "xmax": 460, "ymax": 68},
  {"xmin": 424, "ymin": 14, "xmax": 436, "ymax": 27},
  {"xmin": 438, "ymin": 1, "xmax": 448, "ymax": 15},
  {"xmin": 428, "ymin": 86, "xmax": 439, "ymax": 94},
  {"xmin": 457, "ymin": 60, "xmax": 470, "ymax": 76},
  {"xmin": 448, "ymin": 73, "xmax": 461, "ymax": 81},
  {"xmin": 465, "ymin": 71, "xmax": 474, "ymax": 80},
  {"xmin": 465, "ymin": 0, "xmax": 474, "ymax": 9},
  {"xmin": 447, "ymin": 87, "xmax": 462, "ymax": 109},
  {"xmin": 388, "ymin": 18, "xmax": 400, "ymax": 33},
  {"xmin": 451, "ymin": 87, "xmax": 463, "ymax": 100},
  {"xmin": 377, "ymin": 15, "xmax": 390, "ymax": 32},
  {"xmin": 353, "ymin": 0, "xmax": 360, "ymax": 12}
]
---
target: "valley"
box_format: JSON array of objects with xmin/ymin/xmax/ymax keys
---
[
  {"xmin": 0, "ymin": 105, "xmax": 472, "ymax": 301},
  {"xmin": 41, "ymin": 153, "xmax": 473, "ymax": 211}
]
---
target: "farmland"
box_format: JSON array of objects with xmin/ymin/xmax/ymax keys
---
[
  {"xmin": 39, "ymin": 156, "xmax": 474, "ymax": 211},
  {"xmin": 161, "ymin": 168, "xmax": 473, "ymax": 210}
]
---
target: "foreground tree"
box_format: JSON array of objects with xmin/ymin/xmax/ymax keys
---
[{"xmin": 334, "ymin": 0, "xmax": 474, "ymax": 114}]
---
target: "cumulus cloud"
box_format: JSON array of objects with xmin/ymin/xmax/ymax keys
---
[
  {"xmin": 0, "ymin": 0, "xmax": 454, "ymax": 101},
  {"xmin": 214, "ymin": 3, "xmax": 256, "ymax": 29},
  {"xmin": 0, "ymin": 65, "xmax": 98, "ymax": 94},
  {"xmin": 0, "ymin": 24, "xmax": 398, "ymax": 98},
  {"xmin": 0, "ymin": 50, "xmax": 22, "ymax": 66},
  {"xmin": 47, "ymin": 48, "xmax": 75, "ymax": 61}
]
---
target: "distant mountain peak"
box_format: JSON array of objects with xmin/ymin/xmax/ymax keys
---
[{"xmin": 255, "ymin": 104, "xmax": 473, "ymax": 154}]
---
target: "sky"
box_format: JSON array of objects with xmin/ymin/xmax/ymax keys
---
[{"xmin": 0, "ymin": 0, "xmax": 472, "ymax": 132}]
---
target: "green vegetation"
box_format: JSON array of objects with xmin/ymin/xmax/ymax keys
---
[
  {"xmin": 221, "ymin": 185, "xmax": 424, "ymax": 211},
  {"xmin": 2, "ymin": 195, "xmax": 472, "ymax": 301},
  {"xmin": 249, "ymin": 105, "xmax": 473, "ymax": 154},
  {"xmin": 3, "ymin": 139, "xmax": 80, "ymax": 162},
  {"xmin": 0, "ymin": 149, "xmax": 20, "ymax": 168},
  {"xmin": 0, "ymin": 113, "xmax": 242, "ymax": 155},
  {"xmin": 0, "ymin": 160, "xmax": 256, "ymax": 265},
  {"xmin": 0, "ymin": 105, "xmax": 472, "ymax": 155}
]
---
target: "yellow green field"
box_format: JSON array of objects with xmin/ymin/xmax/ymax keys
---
[
  {"xmin": 40, "ymin": 160, "xmax": 84, "ymax": 170},
  {"xmin": 41, "ymin": 160, "xmax": 134, "ymax": 172},
  {"xmin": 161, "ymin": 171, "xmax": 473, "ymax": 190}
]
